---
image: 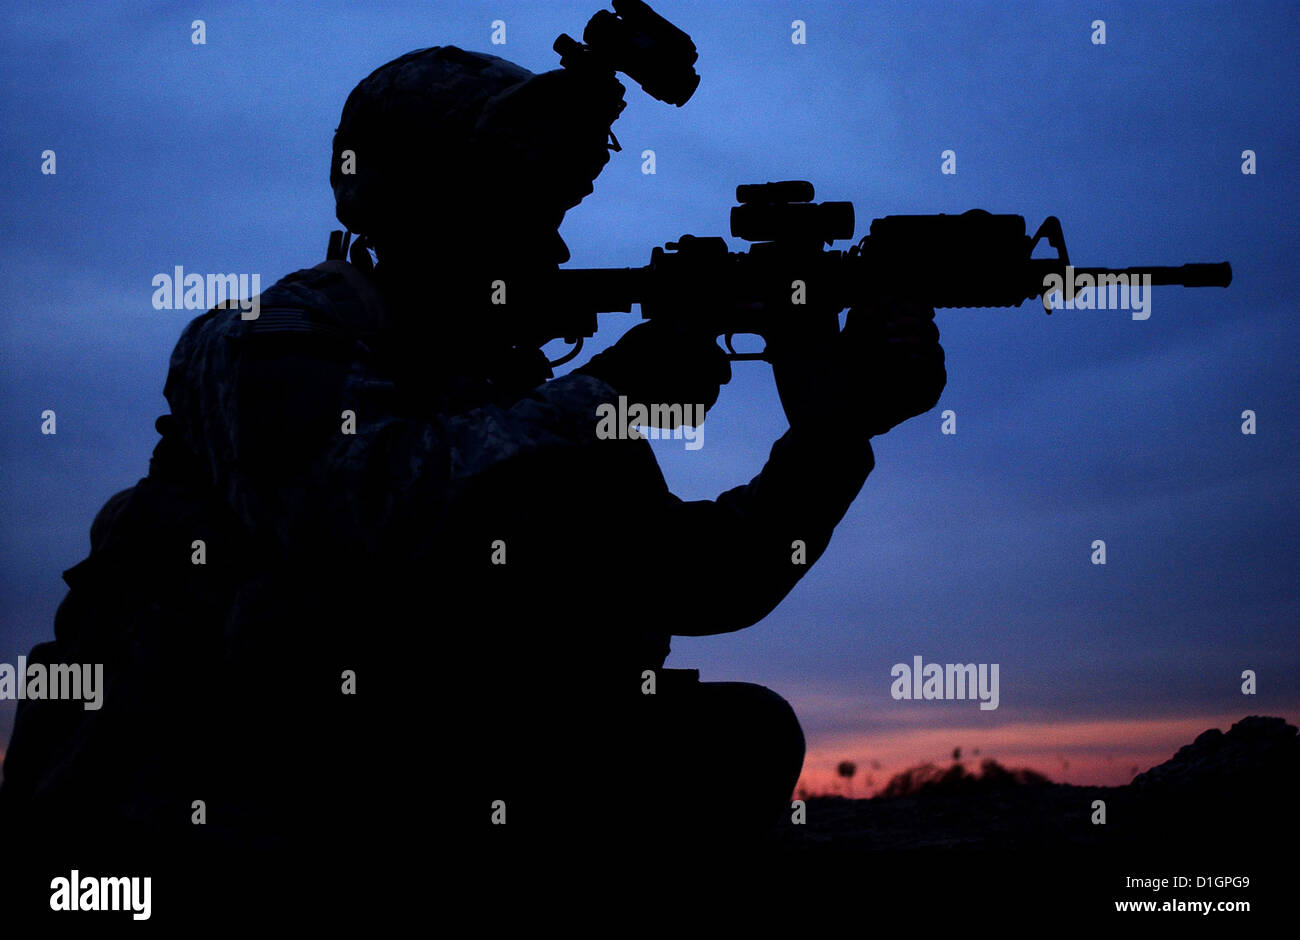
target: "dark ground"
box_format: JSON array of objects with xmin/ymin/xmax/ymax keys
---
[
  {"xmin": 749, "ymin": 715, "xmax": 1297, "ymax": 918},
  {"xmin": 2, "ymin": 715, "xmax": 1292, "ymax": 926}
]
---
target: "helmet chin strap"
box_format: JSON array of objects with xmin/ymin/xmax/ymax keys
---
[
  {"xmin": 348, "ymin": 232, "xmax": 375, "ymax": 273},
  {"xmin": 326, "ymin": 230, "xmax": 376, "ymax": 272}
]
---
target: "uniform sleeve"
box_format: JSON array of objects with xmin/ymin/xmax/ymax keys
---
[
  {"xmin": 641, "ymin": 428, "xmax": 875, "ymax": 637},
  {"xmin": 473, "ymin": 397, "xmax": 876, "ymax": 642}
]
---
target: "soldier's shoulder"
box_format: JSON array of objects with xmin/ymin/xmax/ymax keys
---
[{"xmin": 171, "ymin": 263, "xmax": 383, "ymax": 364}]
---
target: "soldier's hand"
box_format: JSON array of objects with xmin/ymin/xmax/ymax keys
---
[
  {"xmin": 768, "ymin": 299, "xmax": 945, "ymax": 439},
  {"xmin": 573, "ymin": 320, "xmax": 732, "ymax": 423},
  {"xmin": 843, "ymin": 299, "xmax": 946, "ymax": 437}
]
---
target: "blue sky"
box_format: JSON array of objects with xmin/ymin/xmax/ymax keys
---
[{"xmin": 2, "ymin": 0, "xmax": 1297, "ymax": 790}]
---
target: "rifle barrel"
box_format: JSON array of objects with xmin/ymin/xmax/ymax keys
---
[{"xmin": 1071, "ymin": 263, "xmax": 1232, "ymax": 288}]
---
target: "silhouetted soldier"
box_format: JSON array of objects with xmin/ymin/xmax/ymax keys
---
[{"xmin": 1, "ymin": 44, "xmax": 944, "ymax": 909}]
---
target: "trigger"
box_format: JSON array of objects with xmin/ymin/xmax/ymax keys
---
[{"xmin": 546, "ymin": 336, "xmax": 584, "ymax": 368}]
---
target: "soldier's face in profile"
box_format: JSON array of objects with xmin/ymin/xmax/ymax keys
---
[
  {"xmin": 470, "ymin": 68, "xmax": 622, "ymax": 264},
  {"xmin": 466, "ymin": 133, "xmax": 610, "ymax": 268}
]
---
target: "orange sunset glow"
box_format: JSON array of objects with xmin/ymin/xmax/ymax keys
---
[{"xmin": 795, "ymin": 711, "xmax": 1293, "ymax": 797}]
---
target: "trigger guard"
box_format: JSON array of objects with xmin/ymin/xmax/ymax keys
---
[{"xmin": 546, "ymin": 336, "xmax": 584, "ymax": 368}]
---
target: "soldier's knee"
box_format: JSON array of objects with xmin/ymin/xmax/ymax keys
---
[
  {"xmin": 703, "ymin": 681, "xmax": 805, "ymax": 772},
  {"xmin": 752, "ymin": 685, "xmax": 805, "ymax": 771}
]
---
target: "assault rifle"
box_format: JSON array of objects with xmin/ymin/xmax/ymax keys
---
[{"xmin": 509, "ymin": 180, "xmax": 1232, "ymax": 365}]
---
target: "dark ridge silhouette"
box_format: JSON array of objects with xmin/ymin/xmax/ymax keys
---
[
  {"xmin": 764, "ymin": 716, "xmax": 1298, "ymax": 912},
  {"xmin": 878, "ymin": 757, "xmax": 1051, "ymax": 798}
]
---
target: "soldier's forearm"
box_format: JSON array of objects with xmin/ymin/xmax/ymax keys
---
[{"xmin": 664, "ymin": 428, "xmax": 874, "ymax": 636}]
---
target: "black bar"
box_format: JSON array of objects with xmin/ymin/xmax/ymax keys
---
[{"xmin": 1072, "ymin": 263, "xmax": 1232, "ymax": 288}]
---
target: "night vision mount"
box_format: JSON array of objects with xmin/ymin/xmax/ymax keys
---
[{"xmin": 555, "ymin": 0, "xmax": 701, "ymax": 111}]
